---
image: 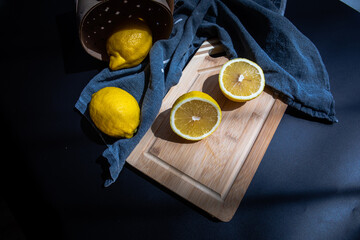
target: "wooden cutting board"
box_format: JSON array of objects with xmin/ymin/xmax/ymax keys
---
[{"xmin": 127, "ymin": 39, "xmax": 287, "ymax": 221}]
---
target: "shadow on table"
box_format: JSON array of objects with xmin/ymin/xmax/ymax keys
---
[
  {"xmin": 125, "ymin": 163, "xmax": 222, "ymax": 223},
  {"xmin": 242, "ymin": 187, "xmax": 360, "ymax": 206},
  {"xmin": 56, "ymin": 10, "xmax": 107, "ymax": 74},
  {"xmin": 2, "ymin": 131, "xmax": 63, "ymax": 239},
  {"xmin": 285, "ymin": 106, "xmax": 334, "ymax": 124}
]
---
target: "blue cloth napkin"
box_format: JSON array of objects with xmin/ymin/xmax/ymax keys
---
[{"xmin": 75, "ymin": 0, "xmax": 337, "ymax": 187}]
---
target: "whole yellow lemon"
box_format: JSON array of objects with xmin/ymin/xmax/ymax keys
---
[
  {"xmin": 106, "ymin": 19, "xmax": 152, "ymax": 71},
  {"xmin": 89, "ymin": 87, "xmax": 140, "ymax": 138}
]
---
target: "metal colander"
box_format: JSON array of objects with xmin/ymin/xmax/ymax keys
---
[{"xmin": 76, "ymin": 0, "xmax": 174, "ymax": 61}]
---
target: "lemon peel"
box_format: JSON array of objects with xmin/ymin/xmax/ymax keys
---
[
  {"xmin": 170, "ymin": 91, "xmax": 222, "ymax": 141},
  {"xmin": 219, "ymin": 58, "xmax": 265, "ymax": 102},
  {"xmin": 106, "ymin": 19, "xmax": 152, "ymax": 71},
  {"xmin": 89, "ymin": 87, "xmax": 140, "ymax": 138}
]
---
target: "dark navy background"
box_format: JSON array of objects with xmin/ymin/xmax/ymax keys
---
[{"xmin": 1, "ymin": 0, "xmax": 360, "ymax": 239}]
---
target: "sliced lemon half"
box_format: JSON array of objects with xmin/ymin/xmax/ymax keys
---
[
  {"xmin": 170, "ymin": 91, "xmax": 222, "ymax": 141},
  {"xmin": 219, "ymin": 58, "xmax": 265, "ymax": 102}
]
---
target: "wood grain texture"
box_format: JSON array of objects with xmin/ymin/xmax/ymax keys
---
[{"xmin": 126, "ymin": 40, "xmax": 287, "ymax": 221}]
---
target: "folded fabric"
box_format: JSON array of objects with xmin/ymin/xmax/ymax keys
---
[{"xmin": 75, "ymin": 0, "xmax": 337, "ymax": 187}]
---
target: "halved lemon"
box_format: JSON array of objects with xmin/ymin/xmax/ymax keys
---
[
  {"xmin": 170, "ymin": 91, "xmax": 222, "ymax": 141},
  {"xmin": 219, "ymin": 58, "xmax": 265, "ymax": 102}
]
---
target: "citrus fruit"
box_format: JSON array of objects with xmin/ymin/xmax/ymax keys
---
[
  {"xmin": 219, "ymin": 58, "xmax": 265, "ymax": 102},
  {"xmin": 89, "ymin": 87, "xmax": 140, "ymax": 138},
  {"xmin": 106, "ymin": 18, "xmax": 152, "ymax": 71},
  {"xmin": 170, "ymin": 91, "xmax": 222, "ymax": 141}
]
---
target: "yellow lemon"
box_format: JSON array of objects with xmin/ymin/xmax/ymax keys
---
[
  {"xmin": 219, "ymin": 58, "xmax": 265, "ymax": 102},
  {"xmin": 170, "ymin": 91, "xmax": 222, "ymax": 141},
  {"xmin": 106, "ymin": 19, "xmax": 152, "ymax": 71},
  {"xmin": 89, "ymin": 87, "xmax": 140, "ymax": 138}
]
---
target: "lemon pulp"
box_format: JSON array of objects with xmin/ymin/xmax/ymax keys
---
[
  {"xmin": 170, "ymin": 91, "xmax": 222, "ymax": 141},
  {"xmin": 219, "ymin": 58, "xmax": 265, "ymax": 102}
]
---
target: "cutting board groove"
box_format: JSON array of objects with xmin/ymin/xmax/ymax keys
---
[{"xmin": 127, "ymin": 40, "xmax": 287, "ymax": 221}]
